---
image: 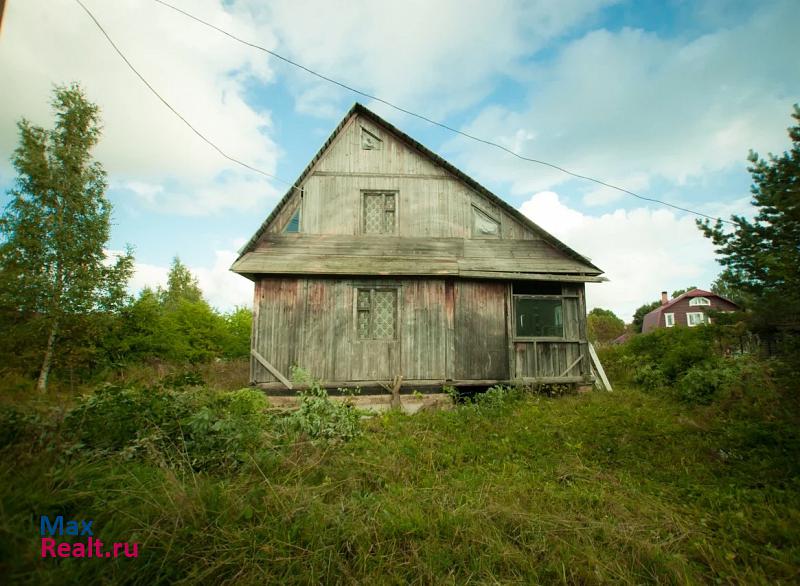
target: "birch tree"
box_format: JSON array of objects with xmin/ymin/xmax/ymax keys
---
[{"xmin": 0, "ymin": 84, "xmax": 133, "ymax": 392}]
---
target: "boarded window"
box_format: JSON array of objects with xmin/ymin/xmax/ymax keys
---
[
  {"xmin": 283, "ymin": 209, "xmax": 300, "ymax": 233},
  {"xmin": 472, "ymin": 206, "xmax": 500, "ymax": 238},
  {"xmin": 361, "ymin": 127, "xmax": 383, "ymax": 150},
  {"xmin": 515, "ymin": 298, "xmax": 563, "ymax": 337},
  {"xmin": 363, "ymin": 192, "xmax": 396, "ymax": 234},
  {"xmin": 356, "ymin": 288, "xmax": 397, "ymax": 339}
]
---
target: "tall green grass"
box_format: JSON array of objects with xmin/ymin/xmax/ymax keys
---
[{"xmin": 1, "ymin": 382, "xmax": 799, "ymax": 584}]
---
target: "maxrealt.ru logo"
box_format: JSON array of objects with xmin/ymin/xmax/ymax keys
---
[{"xmin": 40, "ymin": 516, "xmax": 139, "ymax": 559}]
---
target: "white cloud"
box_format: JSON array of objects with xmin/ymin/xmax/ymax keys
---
[
  {"xmin": 518, "ymin": 191, "xmax": 753, "ymax": 321},
  {"xmin": 129, "ymin": 250, "xmax": 251, "ymax": 311},
  {"xmin": 258, "ymin": 0, "xmax": 616, "ymax": 119},
  {"xmin": 0, "ymin": 0, "xmax": 280, "ymax": 214},
  {"xmin": 192, "ymin": 250, "xmax": 253, "ymax": 311},
  {"xmin": 448, "ymin": 1, "xmax": 800, "ymax": 197}
]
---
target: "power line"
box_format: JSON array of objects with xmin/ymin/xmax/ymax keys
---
[
  {"xmin": 152, "ymin": 0, "xmax": 733, "ymax": 225},
  {"xmin": 73, "ymin": 0, "xmax": 295, "ymax": 187}
]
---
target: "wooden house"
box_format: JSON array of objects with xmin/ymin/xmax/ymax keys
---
[
  {"xmin": 231, "ymin": 104, "xmax": 605, "ymax": 391},
  {"xmin": 642, "ymin": 289, "xmax": 739, "ymax": 333}
]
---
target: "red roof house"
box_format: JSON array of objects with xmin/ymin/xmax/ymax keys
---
[{"xmin": 642, "ymin": 289, "xmax": 739, "ymax": 333}]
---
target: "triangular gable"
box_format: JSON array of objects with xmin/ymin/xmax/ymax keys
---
[{"xmin": 237, "ymin": 103, "xmax": 601, "ymax": 275}]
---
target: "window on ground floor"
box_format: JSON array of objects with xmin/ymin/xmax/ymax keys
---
[
  {"xmin": 665, "ymin": 312, "xmax": 675, "ymax": 327},
  {"xmin": 356, "ymin": 288, "xmax": 397, "ymax": 339},
  {"xmin": 686, "ymin": 312, "xmax": 709, "ymax": 327},
  {"xmin": 514, "ymin": 297, "xmax": 563, "ymax": 337}
]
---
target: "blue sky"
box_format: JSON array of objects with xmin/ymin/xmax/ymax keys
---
[{"xmin": 1, "ymin": 0, "xmax": 798, "ymax": 320}]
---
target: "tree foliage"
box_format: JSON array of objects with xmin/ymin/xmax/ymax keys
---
[
  {"xmin": 0, "ymin": 84, "xmax": 133, "ymax": 391},
  {"xmin": 698, "ymin": 106, "xmax": 800, "ymax": 329},
  {"xmin": 632, "ymin": 301, "xmax": 661, "ymax": 333},
  {"xmin": 587, "ymin": 308, "xmax": 625, "ymax": 345}
]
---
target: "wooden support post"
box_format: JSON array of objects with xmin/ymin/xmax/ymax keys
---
[
  {"xmin": 587, "ymin": 343, "xmax": 612, "ymax": 391},
  {"xmin": 251, "ymin": 350, "xmax": 293, "ymax": 390},
  {"xmin": 390, "ymin": 375, "xmax": 403, "ymax": 410}
]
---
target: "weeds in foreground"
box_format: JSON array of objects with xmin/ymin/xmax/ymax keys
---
[{"xmin": 1, "ymin": 371, "xmax": 798, "ymax": 584}]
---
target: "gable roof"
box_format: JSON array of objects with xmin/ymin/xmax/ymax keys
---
[
  {"xmin": 642, "ymin": 289, "xmax": 739, "ymax": 331},
  {"xmin": 236, "ymin": 103, "xmax": 601, "ymax": 274}
]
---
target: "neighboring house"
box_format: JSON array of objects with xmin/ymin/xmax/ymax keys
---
[
  {"xmin": 641, "ymin": 289, "xmax": 739, "ymax": 333},
  {"xmin": 231, "ymin": 103, "xmax": 605, "ymax": 391}
]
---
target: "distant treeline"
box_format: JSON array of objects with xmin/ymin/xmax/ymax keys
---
[{"xmin": 0, "ymin": 258, "xmax": 251, "ymax": 388}]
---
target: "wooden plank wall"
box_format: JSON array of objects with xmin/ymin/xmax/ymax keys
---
[
  {"xmin": 253, "ymin": 278, "xmax": 590, "ymax": 385},
  {"xmin": 253, "ymin": 277, "xmax": 450, "ymax": 384},
  {"xmin": 295, "ymin": 115, "xmax": 537, "ymax": 241},
  {"xmin": 454, "ymin": 281, "xmax": 509, "ymax": 379},
  {"xmin": 512, "ymin": 284, "xmax": 592, "ymax": 381}
]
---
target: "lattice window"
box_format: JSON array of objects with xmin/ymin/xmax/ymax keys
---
[
  {"xmin": 356, "ymin": 288, "xmax": 397, "ymax": 340},
  {"xmin": 363, "ymin": 192, "xmax": 396, "ymax": 234}
]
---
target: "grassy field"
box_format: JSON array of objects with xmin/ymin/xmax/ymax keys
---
[{"xmin": 1, "ymin": 380, "xmax": 799, "ymax": 584}]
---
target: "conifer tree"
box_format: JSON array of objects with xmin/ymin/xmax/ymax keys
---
[{"xmin": 698, "ymin": 106, "xmax": 800, "ymax": 328}]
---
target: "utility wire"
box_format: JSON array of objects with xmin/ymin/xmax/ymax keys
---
[
  {"xmin": 152, "ymin": 0, "xmax": 733, "ymax": 225},
  {"xmin": 74, "ymin": 0, "xmax": 295, "ymax": 187}
]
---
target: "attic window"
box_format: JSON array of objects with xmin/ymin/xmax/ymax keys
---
[
  {"xmin": 283, "ymin": 209, "xmax": 300, "ymax": 233},
  {"xmin": 356, "ymin": 288, "xmax": 397, "ymax": 340},
  {"xmin": 363, "ymin": 192, "xmax": 396, "ymax": 234},
  {"xmin": 689, "ymin": 297, "xmax": 710, "ymax": 306},
  {"xmin": 472, "ymin": 206, "xmax": 500, "ymax": 238},
  {"xmin": 361, "ymin": 128, "xmax": 383, "ymax": 150}
]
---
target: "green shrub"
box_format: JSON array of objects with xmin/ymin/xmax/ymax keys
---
[
  {"xmin": 64, "ymin": 381, "xmax": 271, "ymax": 471},
  {"xmin": 633, "ymin": 363, "xmax": 668, "ymax": 391},
  {"xmin": 286, "ymin": 367, "xmax": 361, "ymax": 441},
  {"xmin": 675, "ymin": 359, "xmax": 735, "ymax": 404}
]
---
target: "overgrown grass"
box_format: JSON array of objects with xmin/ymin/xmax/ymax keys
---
[{"xmin": 1, "ymin": 377, "xmax": 799, "ymax": 584}]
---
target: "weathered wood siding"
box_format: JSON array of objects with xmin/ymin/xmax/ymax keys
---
[
  {"xmin": 454, "ymin": 281, "xmax": 508, "ymax": 380},
  {"xmin": 253, "ymin": 276, "xmax": 589, "ymax": 386},
  {"xmin": 253, "ymin": 276, "xmax": 449, "ymax": 384},
  {"xmin": 512, "ymin": 283, "xmax": 592, "ymax": 382},
  {"xmin": 257, "ymin": 113, "xmax": 538, "ymax": 242}
]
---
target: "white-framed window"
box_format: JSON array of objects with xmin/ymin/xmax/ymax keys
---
[
  {"xmin": 689, "ymin": 297, "xmax": 711, "ymax": 306},
  {"xmin": 686, "ymin": 312, "xmax": 709, "ymax": 327},
  {"xmin": 664, "ymin": 313, "xmax": 675, "ymax": 327}
]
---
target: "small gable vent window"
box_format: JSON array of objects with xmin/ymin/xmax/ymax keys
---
[
  {"xmin": 689, "ymin": 297, "xmax": 710, "ymax": 306},
  {"xmin": 472, "ymin": 206, "xmax": 500, "ymax": 238},
  {"xmin": 283, "ymin": 209, "xmax": 300, "ymax": 233},
  {"xmin": 361, "ymin": 128, "xmax": 383, "ymax": 150},
  {"xmin": 356, "ymin": 288, "xmax": 397, "ymax": 340},
  {"xmin": 363, "ymin": 192, "xmax": 396, "ymax": 234}
]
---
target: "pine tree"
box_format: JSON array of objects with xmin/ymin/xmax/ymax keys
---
[
  {"xmin": 698, "ymin": 105, "xmax": 800, "ymax": 329},
  {"xmin": 0, "ymin": 84, "xmax": 134, "ymax": 392},
  {"xmin": 160, "ymin": 257, "xmax": 203, "ymax": 307}
]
